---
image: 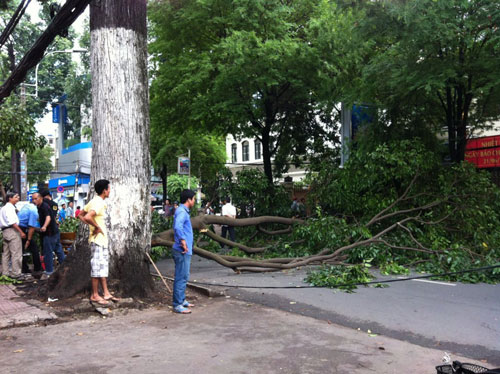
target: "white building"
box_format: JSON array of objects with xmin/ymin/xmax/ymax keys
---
[{"xmin": 225, "ymin": 134, "xmax": 307, "ymax": 182}]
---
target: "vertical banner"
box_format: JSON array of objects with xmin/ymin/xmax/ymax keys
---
[
  {"xmin": 178, "ymin": 157, "xmax": 190, "ymax": 175},
  {"xmin": 20, "ymin": 152, "xmax": 27, "ymax": 201}
]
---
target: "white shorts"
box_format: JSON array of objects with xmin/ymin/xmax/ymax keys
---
[{"xmin": 90, "ymin": 243, "xmax": 109, "ymax": 278}]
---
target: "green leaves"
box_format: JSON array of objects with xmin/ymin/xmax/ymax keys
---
[
  {"xmin": 148, "ymin": 0, "xmax": 346, "ymax": 182},
  {"xmin": 305, "ymin": 263, "xmax": 375, "ymax": 292},
  {"xmin": 0, "ymin": 97, "xmax": 46, "ymax": 153}
]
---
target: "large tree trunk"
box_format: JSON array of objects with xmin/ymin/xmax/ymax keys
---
[{"xmin": 49, "ymin": 0, "xmax": 153, "ymax": 299}]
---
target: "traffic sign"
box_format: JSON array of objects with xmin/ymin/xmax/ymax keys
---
[{"xmin": 57, "ymin": 186, "xmax": 64, "ymax": 193}]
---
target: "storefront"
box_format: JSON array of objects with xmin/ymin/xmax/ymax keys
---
[{"xmin": 48, "ymin": 173, "xmax": 90, "ymax": 209}]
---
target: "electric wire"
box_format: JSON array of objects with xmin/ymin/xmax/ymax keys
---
[{"xmin": 152, "ymin": 264, "xmax": 500, "ymax": 290}]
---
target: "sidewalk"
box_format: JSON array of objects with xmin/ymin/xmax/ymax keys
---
[
  {"xmin": 0, "ymin": 284, "xmax": 56, "ymax": 328},
  {"xmin": 0, "ymin": 298, "xmax": 488, "ymax": 374}
]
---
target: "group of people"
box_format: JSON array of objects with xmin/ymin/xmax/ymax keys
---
[
  {"xmin": 58, "ymin": 201, "xmax": 79, "ymax": 223},
  {"xmin": 162, "ymin": 199, "xmax": 178, "ymax": 218},
  {"xmin": 1, "ymin": 189, "xmax": 66, "ymax": 280},
  {"xmin": 1, "ymin": 180, "xmax": 242, "ymax": 312}
]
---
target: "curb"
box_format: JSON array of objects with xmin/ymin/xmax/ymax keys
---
[{"xmin": 186, "ymin": 282, "xmax": 225, "ymax": 298}]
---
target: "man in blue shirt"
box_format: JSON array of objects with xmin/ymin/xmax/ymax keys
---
[
  {"xmin": 59, "ymin": 203, "xmax": 67, "ymax": 222},
  {"xmin": 18, "ymin": 202, "xmax": 42, "ymax": 274},
  {"xmin": 172, "ymin": 189, "xmax": 196, "ymax": 314}
]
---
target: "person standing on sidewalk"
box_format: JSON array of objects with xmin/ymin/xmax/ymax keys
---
[
  {"xmin": 78, "ymin": 179, "xmax": 119, "ymax": 305},
  {"xmin": 172, "ymin": 189, "xmax": 196, "ymax": 314},
  {"xmin": 59, "ymin": 203, "xmax": 67, "ymax": 223},
  {"xmin": 66, "ymin": 201, "xmax": 74, "ymax": 218},
  {"xmin": 32, "ymin": 193, "xmax": 65, "ymax": 279},
  {"xmin": 17, "ymin": 202, "xmax": 42, "ymax": 275},
  {"xmin": 0, "ymin": 192, "xmax": 26, "ymax": 278}
]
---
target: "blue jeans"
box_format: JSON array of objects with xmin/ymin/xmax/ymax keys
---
[
  {"xmin": 172, "ymin": 250, "xmax": 191, "ymax": 307},
  {"xmin": 43, "ymin": 233, "xmax": 66, "ymax": 274}
]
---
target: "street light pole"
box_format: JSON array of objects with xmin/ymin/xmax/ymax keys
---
[{"xmin": 23, "ymin": 48, "xmax": 88, "ymax": 98}]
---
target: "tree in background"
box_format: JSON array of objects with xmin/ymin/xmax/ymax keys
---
[
  {"xmin": 27, "ymin": 145, "xmax": 53, "ymax": 186},
  {"xmin": 351, "ymin": 0, "xmax": 500, "ymax": 162},
  {"xmin": 149, "ymin": 0, "xmax": 354, "ymax": 186},
  {"xmin": 150, "ymin": 121, "xmax": 226, "ymax": 203}
]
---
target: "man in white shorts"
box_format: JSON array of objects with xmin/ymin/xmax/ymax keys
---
[{"xmin": 78, "ymin": 179, "xmax": 119, "ymax": 305}]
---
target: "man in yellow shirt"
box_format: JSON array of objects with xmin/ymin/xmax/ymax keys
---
[{"xmin": 78, "ymin": 179, "xmax": 119, "ymax": 305}]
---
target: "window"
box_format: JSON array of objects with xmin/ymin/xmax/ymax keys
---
[
  {"xmin": 231, "ymin": 143, "xmax": 237, "ymax": 163},
  {"xmin": 242, "ymin": 141, "xmax": 249, "ymax": 162},
  {"xmin": 254, "ymin": 140, "xmax": 262, "ymax": 160}
]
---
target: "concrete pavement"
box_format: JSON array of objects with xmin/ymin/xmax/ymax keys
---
[
  {"xmin": 0, "ymin": 284, "xmax": 56, "ymax": 329},
  {"xmin": 0, "ymin": 298, "xmax": 489, "ymax": 374},
  {"xmin": 155, "ymin": 255, "xmax": 500, "ymax": 366}
]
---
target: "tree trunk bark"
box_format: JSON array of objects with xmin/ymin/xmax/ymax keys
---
[
  {"xmin": 261, "ymin": 126, "xmax": 274, "ymax": 186},
  {"xmin": 49, "ymin": 0, "xmax": 153, "ymax": 299},
  {"xmin": 160, "ymin": 164, "xmax": 167, "ymax": 203}
]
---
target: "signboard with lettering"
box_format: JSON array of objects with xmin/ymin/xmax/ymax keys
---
[{"xmin": 465, "ymin": 135, "xmax": 500, "ymax": 168}]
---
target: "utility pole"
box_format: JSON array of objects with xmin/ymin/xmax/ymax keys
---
[
  {"xmin": 19, "ymin": 84, "xmax": 28, "ymax": 200},
  {"xmin": 187, "ymin": 148, "xmax": 191, "ymax": 190}
]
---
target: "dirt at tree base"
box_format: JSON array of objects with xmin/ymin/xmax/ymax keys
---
[{"xmin": 9, "ymin": 275, "xmax": 203, "ymax": 325}]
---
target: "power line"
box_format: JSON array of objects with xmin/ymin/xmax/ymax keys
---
[{"xmin": 152, "ymin": 264, "xmax": 500, "ymax": 290}]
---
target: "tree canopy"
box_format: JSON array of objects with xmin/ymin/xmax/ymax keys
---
[
  {"xmin": 351, "ymin": 0, "xmax": 500, "ymax": 162},
  {"xmin": 149, "ymin": 0, "xmax": 354, "ymax": 185}
]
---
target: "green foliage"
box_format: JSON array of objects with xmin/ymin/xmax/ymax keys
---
[
  {"xmin": 0, "ymin": 274, "xmax": 21, "ymax": 285},
  {"xmin": 380, "ymin": 262, "xmax": 409, "ymax": 276},
  {"xmin": 307, "ymin": 138, "xmax": 500, "ymax": 284},
  {"xmin": 166, "ymin": 174, "xmax": 199, "ymax": 203},
  {"xmin": 305, "ymin": 263, "xmax": 374, "ymax": 292},
  {"xmin": 148, "ymin": 0, "xmax": 351, "ymax": 183},
  {"xmin": 216, "ymin": 168, "xmax": 290, "ymax": 217},
  {"xmin": 351, "ymin": 0, "xmax": 500, "ymax": 161},
  {"xmin": 150, "ymin": 210, "xmax": 173, "ymax": 262},
  {"xmin": 0, "ymin": 97, "xmax": 46, "ymax": 154},
  {"xmin": 27, "ymin": 146, "xmax": 53, "ymax": 185},
  {"xmin": 313, "ymin": 139, "xmax": 441, "ymax": 217},
  {"xmin": 152, "ymin": 210, "xmax": 171, "ymax": 234},
  {"xmin": 59, "ymin": 217, "xmax": 79, "ymax": 233},
  {"xmin": 150, "ymin": 125, "xmax": 226, "ymax": 198}
]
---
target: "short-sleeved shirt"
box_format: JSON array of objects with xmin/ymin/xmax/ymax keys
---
[
  {"xmin": 18, "ymin": 204, "xmax": 40, "ymax": 229},
  {"xmin": 59, "ymin": 208, "xmax": 66, "ymax": 222},
  {"xmin": 221, "ymin": 203, "xmax": 237, "ymax": 227},
  {"xmin": 83, "ymin": 196, "xmax": 108, "ymax": 248},
  {"xmin": 0, "ymin": 202, "xmax": 19, "ymax": 228},
  {"xmin": 44, "ymin": 198, "xmax": 59, "ymax": 217},
  {"xmin": 37, "ymin": 201, "xmax": 59, "ymax": 237}
]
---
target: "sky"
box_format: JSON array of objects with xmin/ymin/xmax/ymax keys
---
[
  {"xmin": 25, "ymin": 1, "xmax": 89, "ymax": 136},
  {"xmin": 26, "ymin": 0, "xmax": 88, "ymax": 39}
]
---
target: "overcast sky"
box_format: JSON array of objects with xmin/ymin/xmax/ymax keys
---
[{"xmin": 26, "ymin": 0, "xmax": 88, "ymax": 43}]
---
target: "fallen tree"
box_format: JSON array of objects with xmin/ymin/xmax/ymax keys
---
[{"xmin": 151, "ymin": 179, "xmax": 455, "ymax": 273}]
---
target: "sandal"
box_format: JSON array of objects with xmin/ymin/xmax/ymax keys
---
[
  {"xmin": 104, "ymin": 295, "xmax": 120, "ymax": 302},
  {"xmin": 90, "ymin": 298, "xmax": 109, "ymax": 305},
  {"xmin": 182, "ymin": 300, "xmax": 194, "ymax": 308},
  {"xmin": 173, "ymin": 305, "xmax": 191, "ymax": 314}
]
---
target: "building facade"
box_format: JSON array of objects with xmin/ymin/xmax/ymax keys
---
[{"xmin": 225, "ymin": 134, "xmax": 307, "ymax": 182}]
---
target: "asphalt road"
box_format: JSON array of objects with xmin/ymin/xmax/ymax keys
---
[{"xmin": 156, "ymin": 255, "xmax": 500, "ymax": 366}]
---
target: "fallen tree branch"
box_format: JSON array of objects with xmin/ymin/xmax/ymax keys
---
[{"xmin": 203, "ymin": 229, "xmax": 270, "ymax": 254}]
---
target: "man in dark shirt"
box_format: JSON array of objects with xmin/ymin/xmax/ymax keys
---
[
  {"xmin": 32, "ymin": 193, "xmax": 65, "ymax": 279},
  {"xmin": 40, "ymin": 189, "xmax": 59, "ymax": 217},
  {"xmin": 40, "ymin": 189, "xmax": 65, "ymax": 268}
]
